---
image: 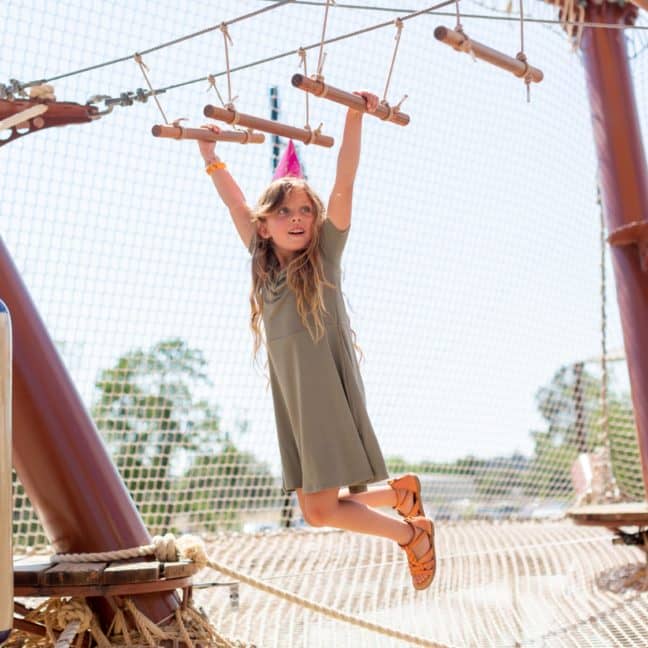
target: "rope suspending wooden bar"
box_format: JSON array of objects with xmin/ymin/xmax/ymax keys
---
[
  {"xmin": 434, "ymin": 26, "xmax": 543, "ymax": 83},
  {"xmin": 151, "ymin": 124, "xmax": 264, "ymax": 144},
  {"xmin": 291, "ymin": 74, "xmax": 410, "ymax": 126},
  {"xmin": 204, "ymin": 104, "xmax": 334, "ymax": 147}
]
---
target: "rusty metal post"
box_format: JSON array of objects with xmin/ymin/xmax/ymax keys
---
[
  {"xmin": 580, "ymin": 1, "xmax": 648, "ymax": 493},
  {"xmin": 0, "ymin": 237, "xmax": 178, "ymax": 622},
  {"xmin": 0, "ymin": 300, "xmax": 12, "ymax": 645}
]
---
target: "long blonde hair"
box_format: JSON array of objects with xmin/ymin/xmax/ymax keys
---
[{"xmin": 249, "ymin": 177, "xmax": 335, "ymax": 359}]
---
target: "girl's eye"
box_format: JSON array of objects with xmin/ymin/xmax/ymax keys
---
[
  {"xmin": 300, "ymin": 206, "xmax": 312, "ymax": 214},
  {"xmin": 278, "ymin": 207, "xmax": 289, "ymax": 216}
]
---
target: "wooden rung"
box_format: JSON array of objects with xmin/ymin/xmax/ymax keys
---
[
  {"xmin": 13, "ymin": 562, "xmax": 52, "ymax": 587},
  {"xmin": 162, "ymin": 560, "xmax": 201, "ymax": 579},
  {"xmin": 103, "ymin": 560, "xmax": 160, "ymax": 585},
  {"xmin": 291, "ymin": 74, "xmax": 410, "ymax": 126},
  {"xmin": 434, "ymin": 26, "xmax": 544, "ymax": 84},
  {"xmin": 568, "ymin": 502, "xmax": 648, "ymax": 528},
  {"xmin": 41, "ymin": 562, "xmax": 107, "ymax": 586},
  {"xmin": 151, "ymin": 124, "xmax": 265, "ymax": 144},
  {"xmin": 203, "ymin": 104, "xmax": 334, "ymax": 147}
]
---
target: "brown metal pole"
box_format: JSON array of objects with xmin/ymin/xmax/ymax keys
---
[
  {"xmin": 0, "ymin": 237, "xmax": 178, "ymax": 622},
  {"xmin": 579, "ymin": 1, "xmax": 648, "ymax": 493},
  {"xmin": 0, "ymin": 301, "xmax": 12, "ymax": 645}
]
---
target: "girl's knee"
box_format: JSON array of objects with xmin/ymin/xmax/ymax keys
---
[
  {"xmin": 301, "ymin": 489, "xmax": 339, "ymax": 526},
  {"xmin": 304, "ymin": 504, "xmax": 334, "ymax": 527}
]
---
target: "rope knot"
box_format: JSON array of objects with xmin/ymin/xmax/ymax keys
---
[
  {"xmin": 133, "ymin": 52, "xmax": 148, "ymax": 71},
  {"xmin": 219, "ymin": 22, "xmax": 233, "ymax": 45},
  {"xmin": 152, "ymin": 533, "xmax": 178, "ymax": 562},
  {"xmin": 175, "ymin": 534, "xmax": 210, "ymax": 568}
]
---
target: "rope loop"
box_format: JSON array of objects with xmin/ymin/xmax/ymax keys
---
[
  {"xmin": 378, "ymin": 100, "xmax": 395, "ymax": 122},
  {"xmin": 225, "ymin": 104, "xmax": 240, "ymax": 126},
  {"xmin": 303, "ymin": 125, "xmax": 316, "ymax": 145},
  {"xmin": 171, "ymin": 117, "xmax": 187, "ymax": 139}
]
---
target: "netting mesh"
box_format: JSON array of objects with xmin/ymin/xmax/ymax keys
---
[
  {"xmin": 3, "ymin": 0, "xmax": 643, "ymax": 541},
  {"xmin": 3, "ymin": 0, "xmax": 648, "ymax": 644}
]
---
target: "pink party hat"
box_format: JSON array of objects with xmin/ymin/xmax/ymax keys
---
[{"xmin": 272, "ymin": 139, "xmax": 304, "ymax": 180}]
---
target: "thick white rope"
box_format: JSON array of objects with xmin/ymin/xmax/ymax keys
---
[{"xmin": 51, "ymin": 534, "xmax": 446, "ymax": 648}]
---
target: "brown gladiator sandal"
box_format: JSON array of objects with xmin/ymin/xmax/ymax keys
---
[
  {"xmin": 399, "ymin": 515, "xmax": 436, "ymax": 591},
  {"xmin": 388, "ymin": 473, "xmax": 425, "ymax": 518}
]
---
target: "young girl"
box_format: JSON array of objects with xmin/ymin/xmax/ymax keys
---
[{"xmin": 198, "ymin": 92, "xmax": 436, "ymax": 591}]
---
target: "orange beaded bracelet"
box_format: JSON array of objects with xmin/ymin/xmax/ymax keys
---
[{"xmin": 205, "ymin": 160, "xmax": 227, "ymax": 175}]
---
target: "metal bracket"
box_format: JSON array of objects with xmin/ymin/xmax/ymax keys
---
[{"xmin": 608, "ymin": 220, "xmax": 648, "ymax": 273}]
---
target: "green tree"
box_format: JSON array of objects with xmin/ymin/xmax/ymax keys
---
[
  {"xmin": 92, "ymin": 338, "xmax": 225, "ymax": 531},
  {"xmin": 175, "ymin": 439, "xmax": 279, "ymax": 531},
  {"xmin": 525, "ymin": 364, "xmax": 642, "ymax": 499}
]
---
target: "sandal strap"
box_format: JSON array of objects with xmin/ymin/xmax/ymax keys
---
[
  {"xmin": 401, "ymin": 520, "xmax": 436, "ymax": 575},
  {"xmin": 394, "ymin": 487, "xmax": 419, "ymax": 517}
]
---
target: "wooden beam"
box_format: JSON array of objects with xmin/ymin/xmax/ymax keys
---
[
  {"xmin": 204, "ymin": 105, "xmax": 334, "ymax": 147},
  {"xmin": 291, "ymin": 74, "xmax": 410, "ymax": 126},
  {"xmin": 434, "ymin": 26, "xmax": 544, "ymax": 83},
  {"xmin": 152, "ymin": 124, "xmax": 264, "ymax": 144}
]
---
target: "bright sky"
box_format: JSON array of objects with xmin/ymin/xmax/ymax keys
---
[{"xmin": 1, "ymin": 0, "xmax": 641, "ymax": 477}]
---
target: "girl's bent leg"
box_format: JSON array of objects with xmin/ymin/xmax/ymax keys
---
[
  {"xmin": 338, "ymin": 485, "xmax": 397, "ymax": 508},
  {"xmin": 302, "ymin": 487, "xmax": 432, "ymax": 587},
  {"xmin": 338, "ymin": 483, "xmax": 417, "ymax": 516},
  {"xmin": 303, "ymin": 487, "xmax": 410, "ymax": 545}
]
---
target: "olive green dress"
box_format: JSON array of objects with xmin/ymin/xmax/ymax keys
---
[{"xmin": 249, "ymin": 218, "xmax": 389, "ymax": 495}]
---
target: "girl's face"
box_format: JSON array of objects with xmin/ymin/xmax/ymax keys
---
[{"xmin": 258, "ymin": 188, "xmax": 316, "ymax": 266}]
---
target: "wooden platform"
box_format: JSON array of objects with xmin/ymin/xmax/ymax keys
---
[
  {"xmin": 567, "ymin": 502, "xmax": 648, "ymax": 528},
  {"xmin": 13, "ymin": 558, "xmax": 200, "ymax": 597}
]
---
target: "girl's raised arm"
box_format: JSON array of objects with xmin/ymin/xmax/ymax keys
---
[
  {"xmin": 199, "ymin": 124, "xmax": 256, "ymax": 249},
  {"xmin": 327, "ymin": 91, "xmax": 378, "ymax": 231}
]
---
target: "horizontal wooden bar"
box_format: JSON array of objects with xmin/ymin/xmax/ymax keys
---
[
  {"xmin": 41, "ymin": 561, "xmax": 106, "ymax": 586},
  {"xmin": 291, "ymin": 74, "xmax": 410, "ymax": 126},
  {"xmin": 151, "ymin": 124, "xmax": 264, "ymax": 144},
  {"xmin": 568, "ymin": 502, "xmax": 648, "ymax": 528},
  {"xmin": 434, "ymin": 26, "xmax": 544, "ymax": 84},
  {"xmin": 14, "ymin": 575, "xmax": 194, "ymax": 598},
  {"xmin": 13, "ymin": 617, "xmax": 50, "ymax": 638},
  {"xmin": 203, "ymin": 104, "xmax": 334, "ymax": 147},
  {"xmin": 13, "ymin": 562, "xmax": 52, "ymax": 587}
]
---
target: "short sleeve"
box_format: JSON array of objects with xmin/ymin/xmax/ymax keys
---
[{"xmin": 319, "ymin": 217, "xmax": 350, "ymax": 265}]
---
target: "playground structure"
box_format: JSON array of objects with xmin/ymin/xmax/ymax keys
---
[{"xmin": 2, "ymin": 0, "xmax": 648, "ymax": 645}]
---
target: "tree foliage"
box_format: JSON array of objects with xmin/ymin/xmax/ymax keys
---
[{"xmin": 92, "ymin": 338, "xmax": 276, "ymax": 533}]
